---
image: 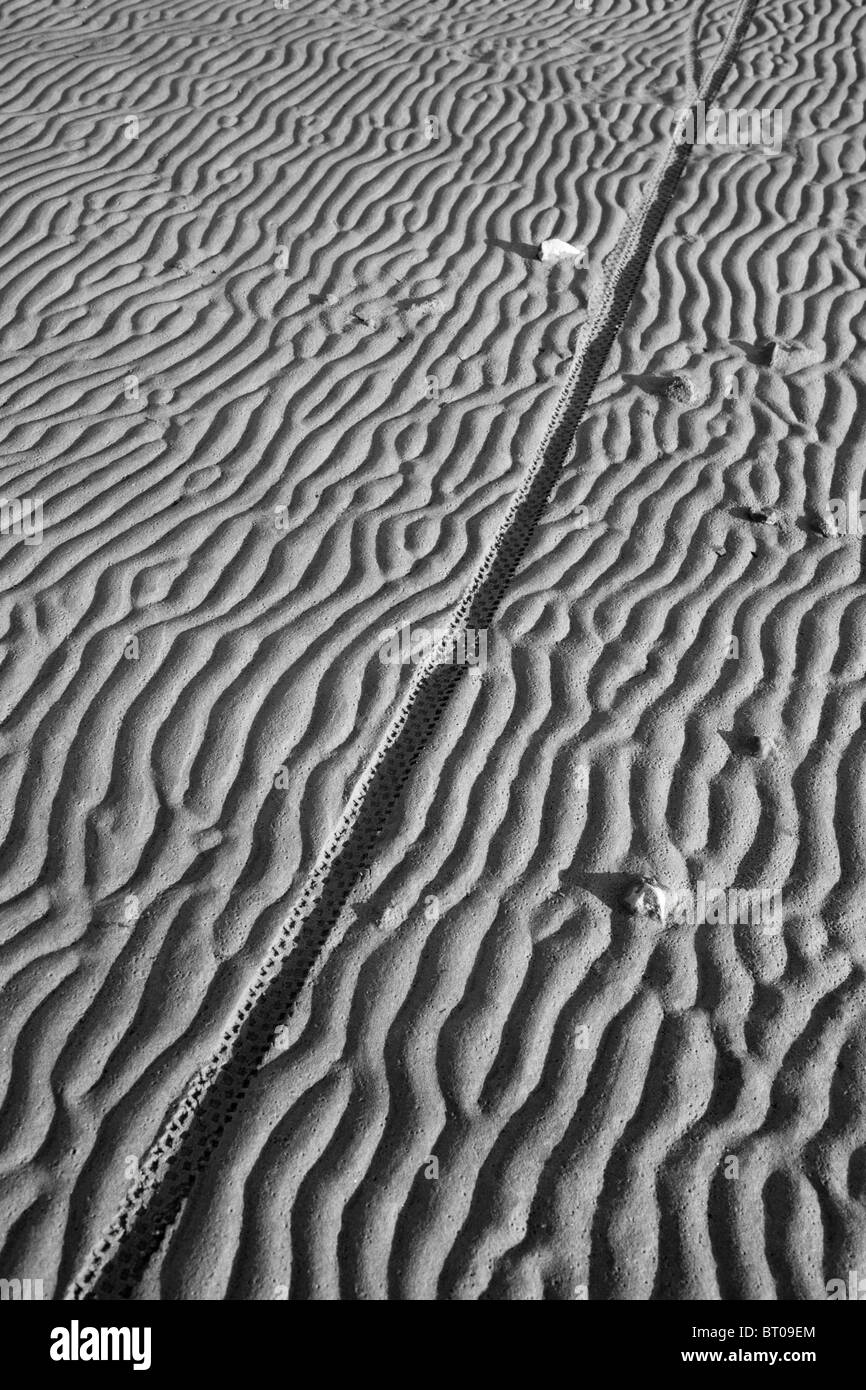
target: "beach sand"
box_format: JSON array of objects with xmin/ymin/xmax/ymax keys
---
[{"xmin": 0, "ymin": 0, "xmax": 864, "ymax": 1300}]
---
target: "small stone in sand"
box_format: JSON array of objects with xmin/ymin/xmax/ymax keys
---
[
  {"xmin": 664, "ymin": 374, "xmax": 699, "ymax": 403},
  {"xmin": 742, "ymin": 734, "xmax": 774, "ymax": 758},
  {"xmin": 622, "ymin": 877, "xmax": 667, "ymax": 922},
  {"xmin": 811, "ymin": 512, "xmax": 839, "ymax": 538},
  {"xmin": 744, "ymin": 506, "xmax": 783, "ymax": 527},
  {"xmin": 762, "ymin": 339, "xmax": 793, "ymax": 369},
  {"xmin": 539, "ymin": 238, "xmax": 586, "ymax": 265}
]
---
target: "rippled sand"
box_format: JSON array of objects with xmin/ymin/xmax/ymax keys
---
[{"xmin": 0, "ymin": 0, "xmax": 864, "ymax": 1301}]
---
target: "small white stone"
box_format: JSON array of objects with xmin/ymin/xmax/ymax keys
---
[
  {"xmin": 744, "ymin": 506, "xmax": 784, "ymax": 528},
  {"xmin": 539, "ymin": 238, "xmax": 586, "ymax": 265},
  {"xmin": 812, "ymin": 511, "xmax": 839, "ymax": 538},
  {"xmin": 622, "ymin": 877, "xmax": 668, "ymax": 922}
]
